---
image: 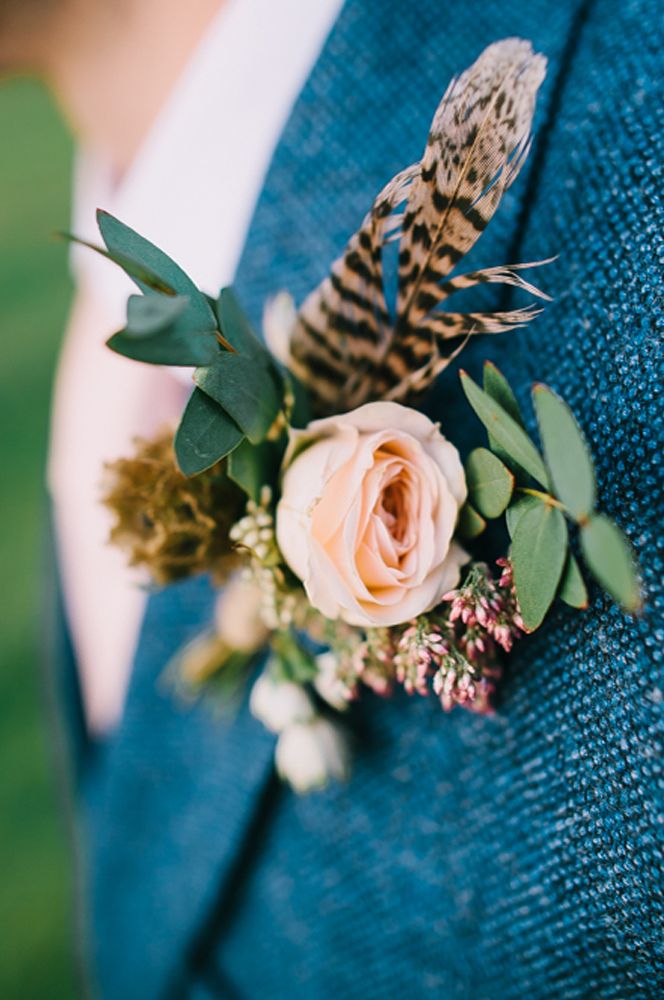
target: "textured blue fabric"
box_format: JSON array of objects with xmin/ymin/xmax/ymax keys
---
[{"xmin": 82, "ymin": 0, "xmax": 663, "ymax": 996}]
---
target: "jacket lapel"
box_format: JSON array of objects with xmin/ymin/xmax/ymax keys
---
[
  {"xmin": 88, "ymin": 576, "xmax": 276, "ymax": 999},
  {"xmin": 88, "ymin": 0, "xmax": 586, "ymax": 995}
]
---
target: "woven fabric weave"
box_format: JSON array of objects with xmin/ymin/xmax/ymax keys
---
[{"xmin": 83, "ymin": 0, "xmax": 663, "ymax": 996}]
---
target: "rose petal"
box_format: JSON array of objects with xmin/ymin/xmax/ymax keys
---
[
  {"xmin": 311, "ymin": 431, "xmax": 375, "ymax": 544},
  {"xmin": 356, "ymin": 540, "xmax": 400, "ymax": 588}
]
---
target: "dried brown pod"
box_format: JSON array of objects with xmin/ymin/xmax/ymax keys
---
[{"xmin": 102, "ymin": 428, "xmax": 245, "ymax": 585}]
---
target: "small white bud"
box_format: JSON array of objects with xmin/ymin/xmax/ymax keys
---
[
  {"xmin": 263, "ymin": 291, "xmax": 297, "ymax": 366},
  {"xmin": 275, "ymin": 718, "xmax": 350, "ymax": 793},
  {"xmin": 243, "ymin": 529, "xmax": 260, "ymax": 549},
  {"xmin": 313, "ymin": 651, "xmax": 351, "ymax": 711},
  {"xmin": 249, "ymin": 670, "xmax": 314, "ymax": 733}
]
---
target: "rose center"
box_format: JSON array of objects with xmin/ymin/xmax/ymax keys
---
[{"xmin": 378, "ymin": 478, "xmax": 410, "ymax": 544}]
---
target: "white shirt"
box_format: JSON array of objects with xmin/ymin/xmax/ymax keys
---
[{"xmin": 48, "ymin": 0, "xmax": 343, "ymax": 735}]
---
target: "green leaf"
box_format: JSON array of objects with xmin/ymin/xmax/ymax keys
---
[
  {"xmin": 483, "ymin": 362, "xmax": 524, "ymax": 425},
  {"xmin": 270, "ymin": 630, "xmax": 318, "ymax": 684},
  {"xmin": 511, "ymin": 499, "xmax": 568, "ymax": 631},
  {"xmin": 457, "ymin": 501, "xmax": 487, "ymax": 539},
  {"xmin": 580, "ymin": 513, "xmax": 642, "ymax": 612},
  {"xmin": 216, "ymin": 288, "xmax": 286, "ymax": 401},
  {"xmin": 107, "ymin": 326, "xmax": 219, "ymax": 367},
  {"xmin": 58, "ymin": 232, "xmax": 176, "ymax": 294},
  {"xmin": 465, "ymin": 447, "xmax": 514, "ymax": 518},
  {"xmin": 204, "ymin": 649, "xmax": 256, "ymax": 714},
  {"xmin": 533, "ymin": 384, "xmax": 596, "ymax": 519},
  {"xmin": 227, "ymin": 437, "xmax": 285, "ymax": 502},
  {"xmin": 460, "ymin": 371, "xmax": 549, "ymax": 487},
  {"xmin": 505, "ymin": 494, "xmax": 541, "ymax": 538},
  {"xmin": 483, "ymin": 362, "xmax": 526, "ymax": 468},
  {"xmin": 216, "ymin": 287, "xmax": 266, "ymax": 359},
  {"xmin": 98, "ymin": 210, "xmax": 209, "ymax": 303},
  {"xmin": 194, "ymin": 352, "xmax": 282, "ymax": 444},
  {"xmin": 98, "ymin": 211, "xmax": 221, "ymax": 366},
  {"xmin": 559, "ymin": 553, "xmax": 589, "ymax": 609},
  {"xmin": 125, "ymin": 293, "xmax": 189, "ymax": 337},
  {"xmin": 284, "ymin": 369, "xmax": 313, "ymax": 429},
  {"xmin": 174, "ymin": 388, "xmax": 244, "ymax": 476}
]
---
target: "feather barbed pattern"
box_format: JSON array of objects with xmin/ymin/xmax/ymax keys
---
[{"xmin": 288, "ymin": 38, "xmax": 550, "ymax": 412}]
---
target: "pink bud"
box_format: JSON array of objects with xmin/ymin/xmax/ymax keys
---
[{"xmin": 475, "ymin": 607, "xmax": 489, "ymax": 627}]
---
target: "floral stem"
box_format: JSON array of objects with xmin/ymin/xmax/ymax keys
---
[{"xmin": 516, "ymin": 487, "xmax": 567, "ymax": 513}]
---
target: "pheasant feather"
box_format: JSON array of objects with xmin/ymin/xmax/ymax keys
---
[{"xmin": 288, "ymin": 39, "xmax": 549, "ymax": 412}]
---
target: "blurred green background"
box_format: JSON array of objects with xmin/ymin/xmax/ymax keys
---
[{"xmin": 0, "ymin": 79, "xmax": 77, "ymax": 996}]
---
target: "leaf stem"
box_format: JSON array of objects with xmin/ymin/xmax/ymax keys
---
[
  {"xmin": 215, "ymin": 330, "xmax": 237, "ymax": 353},
  {"xmin": 517, "ymin": 487, "xmax": 567, "ymax": 513}
]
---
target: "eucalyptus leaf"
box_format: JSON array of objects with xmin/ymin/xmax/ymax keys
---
[
  {"xmin": 98, "ymin": 211, "xmax": 212, "ymax": 306},
  {"xmin": 125, "ymin": 293, "xmax": 189, "ymax": 337},
  {"xmin": 533, "ymin": 384, "xmax": 596, "ymax": 519},
  {"xmin": 97, "ymin": 211, "xmax": 221, "ymax": 364},
  {"xmin": 174, "ymin": 388, "xmax": 244, "ymax": 476},
  {"xmin": 216, "ymin": 287, "xmax": 267, "ymax": 359},
  {"xmin": 483, "ymin": 362, "xmax": 524, "ymax": 425},
  {"xmin": 580, "ymin": 513, "xmax": 642, "ymax": 612},
  {"xmin": 511, "ymin": 499, "xmax": 568, "ymax": 631},
  {"xmin": 107, "ymin": 326, "xmax": 219, "ymax": 367},
  {"xmin": 505, "ymin": 493, "xmax": 541, "ymax": 538},
  {"xmin": 58, "ymin": 232, "xmax": 176, "ymax": 295},
  {"xmin": 457, "ymin": 502, "xmax": 487, "ymax": 540},
  {"xmin": 465, "ymin": 447, "xmax": 514, "ymax": 518},
  {"xmin": 460, "ymin": 371, "xmax": 549, "ymax": 488},
  {"xmin": 194, "ymin": 352, "xmax": 282, "ymax": 444},
  {"xmin": 228, "ymin": 437, "xmax": 285, "ymax": 502},
  {"xmin": 559, "ymin": 553, "xmax": 589, "ymax": 609},
  {"xmin": 483, "ymin": 362, "xmax": 526, "ymax": 468}
]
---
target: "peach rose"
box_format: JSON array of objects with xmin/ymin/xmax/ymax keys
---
[{"xmin": 276, "ymin": 402, "xmax": 467, "ymax": 627}]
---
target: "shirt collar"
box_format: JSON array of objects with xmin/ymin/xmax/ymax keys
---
[{"xmin": 71, "ymin": 0, "xmax": 344, "ymax": 317}]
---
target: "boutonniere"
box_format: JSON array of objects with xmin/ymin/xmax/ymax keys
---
[{"xmin": 64, "ymin": 39, "xmax": 642, "ymax": 793}]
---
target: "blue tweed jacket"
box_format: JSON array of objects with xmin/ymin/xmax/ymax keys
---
[{"xmin": 60, "ymin": 0, "xmax": 663, "ymax": 996}]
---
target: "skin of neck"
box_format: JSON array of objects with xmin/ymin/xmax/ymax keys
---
[{"xmin": 18, "ymin": 0, "xmax": 225, "ymax": 179}]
